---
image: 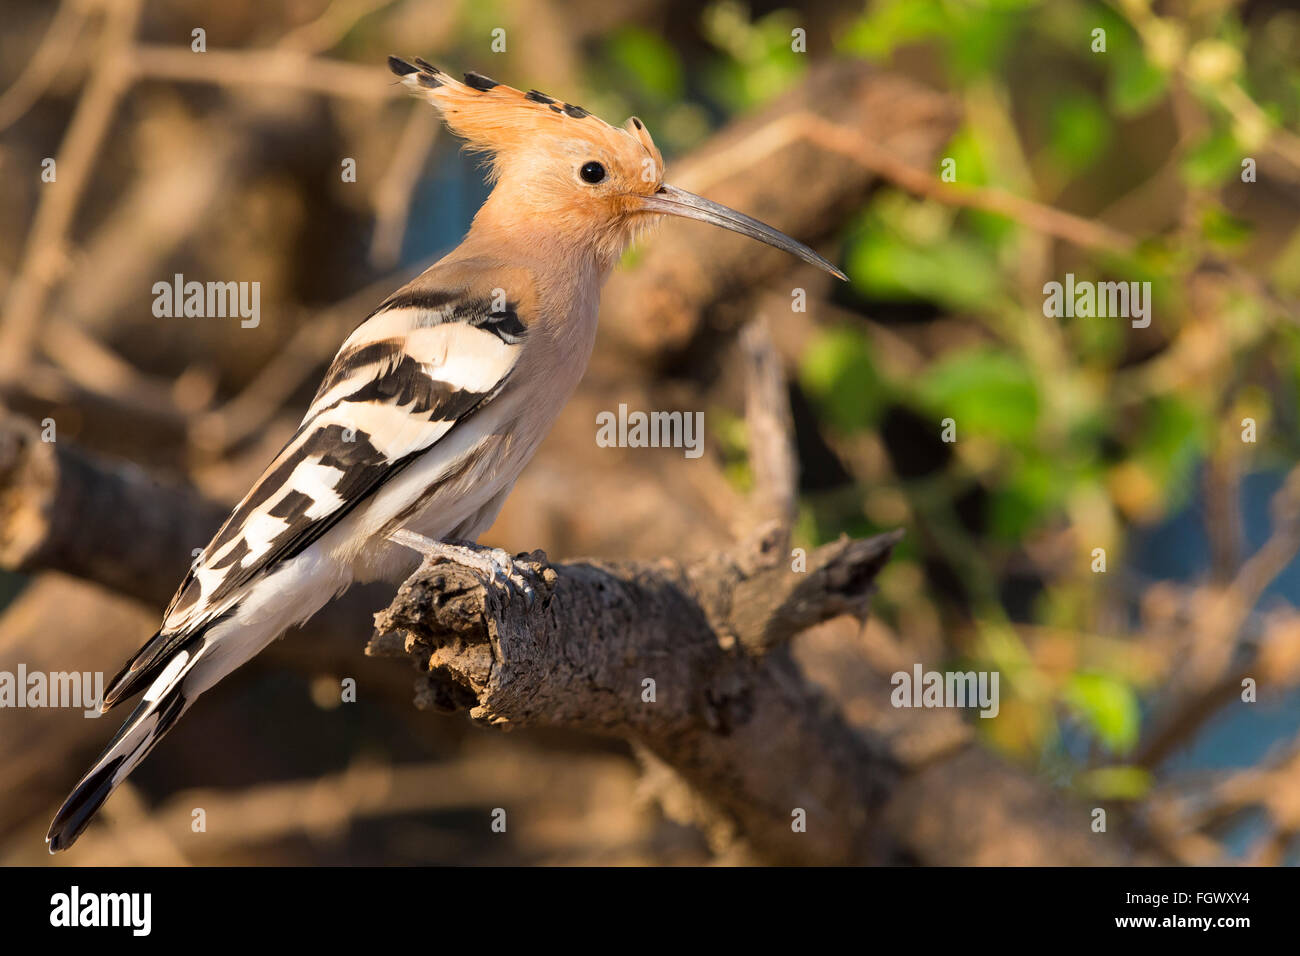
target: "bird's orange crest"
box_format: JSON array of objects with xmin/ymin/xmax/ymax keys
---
[{"xmin": 388, "ymin": 56, "xmax": 663, "ymax": 184}]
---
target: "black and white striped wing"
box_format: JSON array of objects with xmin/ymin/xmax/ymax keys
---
[{"xmin": 103, "ymin": 294, "xmax": 526, "ymax": 706}]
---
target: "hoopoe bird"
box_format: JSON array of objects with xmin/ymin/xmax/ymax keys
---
[{"xmin": 46, "ymin": 56, "xmax": 844, "ymax": 851}]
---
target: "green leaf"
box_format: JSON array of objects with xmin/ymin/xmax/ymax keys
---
[
  {"xmin": 1063, "ymin": 671, "xmax": 1141, "ymax": 755},
  {"xmin": 1200, "ymin": 204, "xmax": 1254, "ymax": 249},
  {"xmin": 846, "ymin": 229, "xmax": 1001, "ymax": 312},
  {"xmin": 711, "ymin": 408, "xmax": 752, "ymax": 493},
  {"xmin": 1181, "ymin": 128, "xmax": 1246, "ymax": 187},
  {"xmin": 946, "ymin": 6, "xmax": 1021, "ymax": 81},
  {"xmin": 605, "ymin": 27, "xmax": 684, "ymax": 102},
  {"xmin": 942, "ymin": 126, "xmax": 989, "ymax": 186},
  {"xmin": 989, "ymin": 450, "xmax": 1059, "ymax": 541},
  {"xmin": 1076, "ymin": 765, "xmax": 1154, "ymax": 799},
  {"xmin": 837, "ymin": 0, "xmax": 948, "ymax": 60},
  {"xmin": 701, "ymin": 4, "xmax": 806, "ymax": 109},
  {"xmin": 1136, "ymin": 395, "xmax": 1206, "ymax": 497},
  {"xmin": 799, "ymin": 326, "xmax": 883, "ymax": 433},
  {"xmin": 1048, "ymin": 91, "xmax": 1112, "ymax": 174},
  {"xmin": 1109, "ymin": 49, "xmax": 1169, "ymax": 116},
  {"xmin": 914, "ymin": 347, "xmax": 1039, "ymax": 445}
]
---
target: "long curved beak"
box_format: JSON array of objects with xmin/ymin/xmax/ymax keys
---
[{"xmin": 636, "ymin": 184, "xmax": 847, "ymax": 280}]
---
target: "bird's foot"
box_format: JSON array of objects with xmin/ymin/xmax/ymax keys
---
[{"xmin": 387, "ymin": 530, "xmax": 535, "ymax": 606}]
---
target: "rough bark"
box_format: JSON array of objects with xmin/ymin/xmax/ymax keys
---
[
  {"xmin": 0, "ymin": 412, "xmax": 224, "ymax": 602},
  {"xmin": 369, "ymin": 533, "xmax": 902, "ymax": 865}
]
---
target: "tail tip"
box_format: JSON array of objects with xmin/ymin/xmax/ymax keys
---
[
  {"xmin": 46, "ymin": 756, "xmax": 124, "ymax": 854},
  {"xmin": 46, "ymin": 822, "xmax": 76, "ymax": 854}
]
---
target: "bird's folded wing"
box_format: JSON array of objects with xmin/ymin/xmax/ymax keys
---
[{"xmin": 106, "ymin": 288, "xmax": 527, "ymax": 704}]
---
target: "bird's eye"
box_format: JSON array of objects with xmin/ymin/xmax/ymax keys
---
[{"xmin": 579, "ymin": 161, "xmax": 606, "ymax": 184}]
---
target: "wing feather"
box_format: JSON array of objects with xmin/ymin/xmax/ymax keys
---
[{"xmin": 103, "ymin": 287, "xmax": 526, "ymax": 707}]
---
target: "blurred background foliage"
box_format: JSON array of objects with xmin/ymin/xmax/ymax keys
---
[
  {"xmin": 781, "ymin": 0, "xmax": 1299, "ymax": 824},
  {"xmin": 583, "ymin": 0, "xmax": 1300, "ymax": 821},
  {"xmin": 2, "ymin": 0, "xmax": 1298, "ymax": 864}
]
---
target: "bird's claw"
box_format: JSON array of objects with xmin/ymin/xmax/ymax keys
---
[
  {"xmin": 388, "ymin": 532, "xmax": 534, "ymax": 607},
  {"xmin": 476, "ymin": 546, "xmax": 536, "ymax": 607}
]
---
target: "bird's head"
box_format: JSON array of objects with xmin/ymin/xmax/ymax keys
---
[{"xmin": 389, "ymin": 56, "xmax": 845, "ymax": 278}]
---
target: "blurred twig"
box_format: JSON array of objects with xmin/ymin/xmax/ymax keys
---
[
  {"xmin": 0, "ymin": 0, "xmax": 90, "ymax": 133},
  {"xmin": 739, "ymin": 319, "xmax": 798, "ymax": 543},
  {"xmin": 0, "ymin": 0, "xmax": 142, "ymax": 380},
  {"xmin": 1136, "ymin": 466, "xmax": 1300, "ymax": 767},
  {"xmin": 130, "ymin": 46, "xmax": 400, "ymax": 101},
  {"xmin": 279, "ymin": 0, "xmax": 395, "ymax": 54},
  {"xmin": 789, "ymin": 112, "xmax": 1139, "ymax": 254}
]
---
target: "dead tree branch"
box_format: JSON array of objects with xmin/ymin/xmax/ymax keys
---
[
  {"xmin": 0, "ymin": 411, "xmax": 223, "ymax": 601},
  {"xmin": 368, "ymin": 534, "xmax": 903, "ymax": 865}
]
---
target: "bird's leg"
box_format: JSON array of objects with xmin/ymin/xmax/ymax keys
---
[{"xmin": 386, "ymin": 529, "xmax": 535, "ymax": 605}]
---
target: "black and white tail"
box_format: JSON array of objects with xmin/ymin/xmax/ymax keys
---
[{"xmin": 45, "ymin": 643, "xmax": 203, "ymax": 852}]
